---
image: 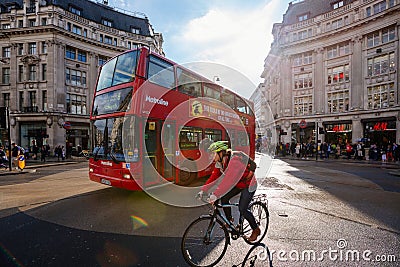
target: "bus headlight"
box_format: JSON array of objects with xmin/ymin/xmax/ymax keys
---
[
  {"xmin": 89, "ymin": 168, "xmax": 94, "ymax": 172},
  {"xmin": 123, "ymin": 174, "xmax": 131, "ymax": 179}
]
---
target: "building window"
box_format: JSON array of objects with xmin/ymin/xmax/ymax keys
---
[
  {"xmin": 366, "ymin": 7, "xmax": 372, "ymax": 17},
  {"xmin": 294, "ymin": 96, "xmax": 313, "ymax": 116},
  {"xmin": 18, "ymin": 20, "xmax": 23, "ymax": 28},
  {"xmin": 28, "ymin": 91, "xmax": 36, "ymax": 107},
  {"xmin": 42, "ymin": 41, "xmax": 47, "ymax": 54},
  {"xmin": 2, "ymin": 68, "xmax": 10, "ymax": 84},
  {"xmin": 66, "ymin": 68, "xmax": 87, "ymax": 86},
  {"xmin": 69, "ymin": 6, "xmax": 81, "ymax": 15},
  {"xmin": 72, "ymin": 25, "xmax": 82, "ymax": 35},
  {"xmin": 98, "ymin": 56, "xmax": 107, "ymax": 66},
  {"xmin": 28, "ymin": 65, "xmax": 36, "ymax": 81},
  {"xmin": 3, "ymin": 93, "xmax": 10, "ymax": 107},
  {"xmin": 294, "ymin": 73, "xmax": 312, "ymax": 89},
  {"xmin": 19, "ymin": 91, "xmax": 24, "ymax": 111},
  {"xmin": 2, "ymin": 24, "xmax": 10, "ymax": 29},
  {"xmin": 67, "ymin": 94, "xmax": 87, "ymax": 114},
  {"xmin": 382, "ymin": 27, "xmax": 395, "ymax": 43},
  {"xmin": 77, "ymin": 50, "xmax": 87, "ymax": 62},
  {"xmin": 367, "ymin": 27, "xmax": 395, "ymax": 48},
  {"xmin": 29, "ymin": 19, "xmax": 36, "ymax": 27},
  {"xmin": 131, "ymin": 27, "xmax": 140, "ymax": 34},
  {"xmin": 42, "ymin": 91, "xmax": 47, "ymax": 111},
  {"xmin": 18, "ymin": 43, "xmax": 24, "ymax": 55},
  {"xmin": 42, "ymin": 64, "xmax": 47, "ymax": 80},
  {"xmin": 367, "ymin": 52, "xmax": 395, "ymax": 76},
  {"xmin": 2, "ymin": 47, "xmax": 10, "ymax": 58},
  {"xmin": 18, "ymin": 65, "xmax": 24, "ymax": 82},
  {"xmin": 102, "ymin": 18, "xmax": 113, "ymax": 27},
  {"xmin": 373, "ymin": 1, "xmax": 386, "ymax": 14},
  {"xmin": 104, "ymin": 35, "xmax": 112, "ymax": 45},
  {"xmin": 327, "ymin": 42, "xmax": 349, "ymax": 59},
  {"xmin": 292, "ymin": 52, "xmax": 313, "ymax": 66},
  {"xmin": 28, "ymin": 42, "xmax": 37, "ymax": 54},
  {"xmin": 99, "ymin": 34, "xmax": 103, "ymax": 43},
  {"xmin": 333, "ymin": 1, "xmax": 344, "ymax": 9},
  {"xmin": 298, "ymin": 14, "xmax": 308, "ymax": 22},
  {"xmin": 67, "ymin": 22, "xmax": 71, "ymax": 32},
  {"xmin": 331, "ymin": 18, "xmax": 343, "ymax": 30},
  {"xmin": 367, "ymin": 83, "xmax": 395, "ymax": 109},
  {"xmin": 327, "ymin": 65, "xmax": 350, "ymax": 84},
  {"xmin": 327, "ymin": 91, "xmax": 349, "ymax": 113},
  {"xmin": 83, "ymin": 29, "xmax": 87, "ymax": 37},
  {"xmin": 66, "ymin": 46, "xmax": 76, "ymax": 60},
  {"xmin": 41, "ymin": 18, "xmax": 47, "ymax": 26}
]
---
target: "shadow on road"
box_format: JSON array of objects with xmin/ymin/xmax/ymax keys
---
[{"xmin": 0, "ymin": 187, "xmax": 212, "ymax": 266}]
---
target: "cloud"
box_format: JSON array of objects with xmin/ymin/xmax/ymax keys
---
[{"xmin": 172, "ymin": 0, "xmax": 283, "ymax": 97}]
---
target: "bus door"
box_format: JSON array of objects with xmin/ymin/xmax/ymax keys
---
[{"xmin": 143, "ymin": 119, "xmax": 176, "ymax": 187}]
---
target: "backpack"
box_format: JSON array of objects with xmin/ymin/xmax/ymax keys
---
[{"xmin": 231, "ymin": 151, "xmax": 257, "ymax": 172}]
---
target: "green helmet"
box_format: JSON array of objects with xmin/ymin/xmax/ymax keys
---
[{"xmin": 208, "ymin": 141, "xmax": 229, "ymax": 153}]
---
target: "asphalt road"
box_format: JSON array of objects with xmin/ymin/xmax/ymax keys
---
[{"xmin": 0, "ymin": 157, "xmax": 399, "ymax": 266}]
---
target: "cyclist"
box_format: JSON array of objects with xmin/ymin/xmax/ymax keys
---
[{"xmin": 198, "ymin": 141, "xmax": 260, "ymax": 242}]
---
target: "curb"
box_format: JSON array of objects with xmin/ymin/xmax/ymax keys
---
[{"xmin": 0, "ymin": 161, "xmax": 85, "ymax": 176}]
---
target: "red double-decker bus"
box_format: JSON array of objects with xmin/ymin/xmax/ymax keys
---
[{"xmin": 89, "ymin": 47, "xmax": 255, "ymax": 190}]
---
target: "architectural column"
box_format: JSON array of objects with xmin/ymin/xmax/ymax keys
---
[
  {"xmin": 351, "ymin": 35, "xmax": 363, "ymax": 110},
  {"xmin": 352, "ymin": 117, "xmax": 363, "ymax": 144},
  {"xmin": 314, "ymin": 47, "xmax": 324, "ymax": 114},
  {"xmin": 281, "ymin": 55, "xmax": 291, "ymax": 117},
  {"xmin": 45, "ymin": 39, "xmax": 56, "ymax": 111},
  {"xmin": 88, "ymin": 51, "xmax": 98, "ymax": 112}
]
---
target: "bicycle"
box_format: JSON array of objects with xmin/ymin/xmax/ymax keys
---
[{"xmin": 181, "ymin": 194, "xmax": 269, "ymax": 267}]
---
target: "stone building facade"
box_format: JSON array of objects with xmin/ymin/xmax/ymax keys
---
[
  {"xmin": 0, "ymin": 0, "xmax": 163, "ymax": 155},
  {"xmin": 261, "ymin": 0, "xmax": 400, "ymax": 148}
]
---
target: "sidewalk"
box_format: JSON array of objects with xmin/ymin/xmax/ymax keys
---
[
  {"xmin": 0, "ymin": 157, "xmax": 87, "ymax": 176},
  {"xmin": 269, "ymin": 153, "xmax": 400, "ymax": 169}
]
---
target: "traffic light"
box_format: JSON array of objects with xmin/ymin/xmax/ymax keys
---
[
  {"xmin": 318, "ymin": 127, "xmax": 325, "ymax": 134},
  {"xmin": 280, "ymin": 129, "xmax": 287, "ymax": 135}
]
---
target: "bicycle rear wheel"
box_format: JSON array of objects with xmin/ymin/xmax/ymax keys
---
[
  {"xmin": 243, "ymin": 201, "xmax": 269, "ymax": 245},
  {"xmin": 181, "ymin": 217, "xmax": 229, "ymax": 267}
]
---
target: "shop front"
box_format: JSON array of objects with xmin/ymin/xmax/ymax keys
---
[
  {"xmin": 291, "ymin": 121, "xmax": 315, "ymax": 144},
  {"xmin": 363, "ymin": 117, "xmax": 396, "ymax": 147},
  {"xmin": 324, "ymin": 121, "xmax": 352, "ymax": 146},
  {"xmin": 20, "ymin": 122, "xmax": 48, "ymax": 154},
  {"xmin": 65, "ymin": 123, "xmax": 90, "ymax": 156}
]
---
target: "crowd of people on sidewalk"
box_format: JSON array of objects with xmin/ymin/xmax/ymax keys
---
[{"xmin": 256, "ymin": 139, "xmax": 400, "ymax": 163}]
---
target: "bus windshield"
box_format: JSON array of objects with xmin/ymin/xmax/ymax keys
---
[
  {"xmin": 96, "ymin": 50, "xmax": 140, "ymax": 91},
  {"xmin": 92, "ymin": 116, "xmax": 139, "ymax": 162}
]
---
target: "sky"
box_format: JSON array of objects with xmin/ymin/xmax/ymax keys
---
[{"xmin": 105, "ymin": 0, "xmax": 292, "ymax": 98}]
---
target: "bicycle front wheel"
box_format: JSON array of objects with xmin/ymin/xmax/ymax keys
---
[
  {"xmin": 181, "ymin": 217, "xmax": 229, "ymax": 267},
  {"xmin": 243, "ymin": 201, "xmax": 269, "ymax": 245}
]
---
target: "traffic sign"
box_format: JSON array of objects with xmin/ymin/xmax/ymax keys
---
[
  {"xmin": 63, "ymin": 121, "xmax": 71, "ymax": 129},
  {"xmin": 299, "ymin": 119, "xmax": 307, "ymax": 129}
]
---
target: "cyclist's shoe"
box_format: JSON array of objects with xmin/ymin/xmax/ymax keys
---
[{"xmin": 246, "ymin": 227, "xmax": 261, "ymax": 242}]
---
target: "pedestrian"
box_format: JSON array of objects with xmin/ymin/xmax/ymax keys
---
[
  {"xmin": 41, "ymin": 145, "xmax": 46, "ymax": 162},
  {"xmin": 61, "ymin": 146, "xmax": 66, "ymax": 161},
  {"xmin": 11, "ymin": 143, "xmax": 21, "ymax": 170},
  {"xmin": 295, "ymin": 143, "xmax": 300, "ymax": 158}
]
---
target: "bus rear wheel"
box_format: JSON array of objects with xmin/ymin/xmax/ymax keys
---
[{"xmin": 178, "ymin": 161, "xmax": 197, "ymax": 186}]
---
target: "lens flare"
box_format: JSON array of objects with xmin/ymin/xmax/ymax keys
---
[{"xmin": 130, "ymin": 215, "xmax": 148, "ymax": 230}]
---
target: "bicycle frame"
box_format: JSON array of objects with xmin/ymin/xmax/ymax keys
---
[{"xmin": 200, "ymin": 202, "xmax": 245, "ymax": 245}]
